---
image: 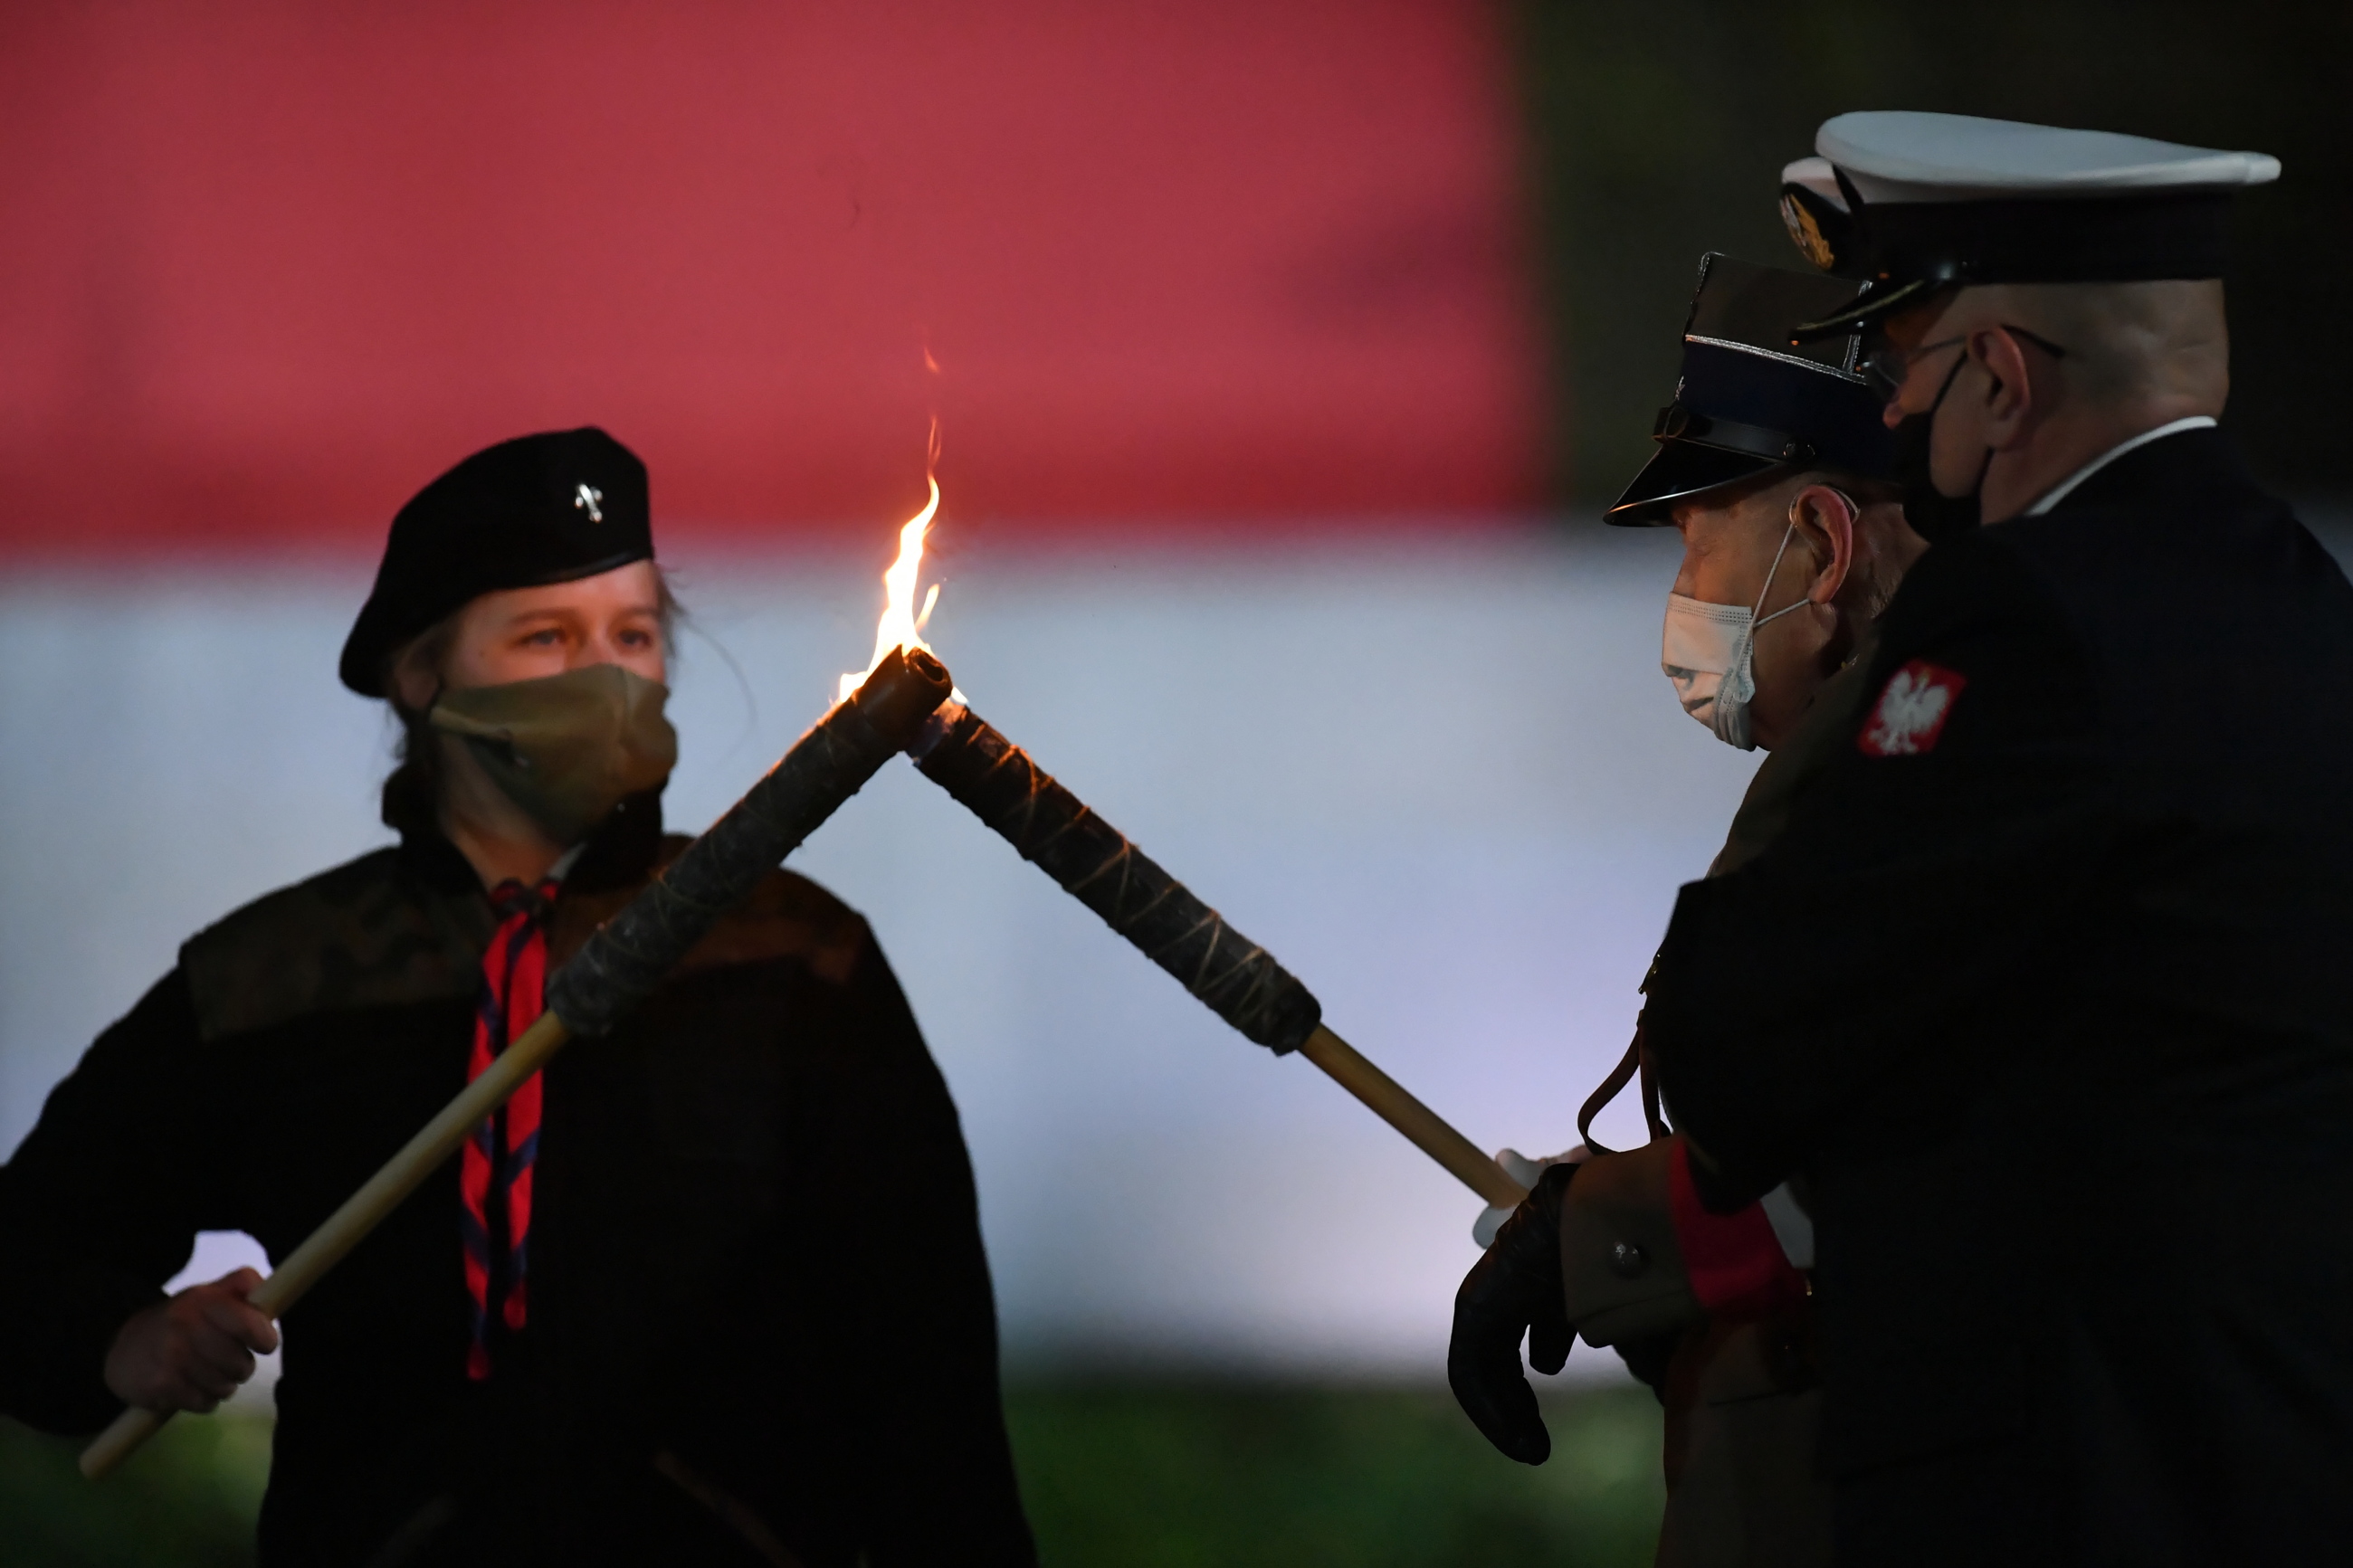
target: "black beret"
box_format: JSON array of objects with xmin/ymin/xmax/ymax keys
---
[{"xmin": 340, "ymin": 427, "xmax": 654, "ymax": 696}]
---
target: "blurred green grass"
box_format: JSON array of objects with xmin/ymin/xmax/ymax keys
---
[
  {"xmin": 0, "ymin": 1405, "xmax": 270, "ymax": 1568},
  {"xmin": 1007, "ymin": 1380, "xmax": 1664, "ymax": 1567},
  {"xmin": 0, "ymin": 1382, "xmax": 1662, "ymax": 1566}
]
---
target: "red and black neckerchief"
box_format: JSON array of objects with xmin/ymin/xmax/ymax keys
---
[{"xmin": 460, "ymin": 876, "xmax": 558, "ymax": 1380}]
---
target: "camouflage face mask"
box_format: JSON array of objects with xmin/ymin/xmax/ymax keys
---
[{"xmin": 429, "ymin": 664, "xmax": 678, "ymax": 844}]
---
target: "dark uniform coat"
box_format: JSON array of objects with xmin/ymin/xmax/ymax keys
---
[
  {"xmin": 1645, "ymin": 429, "xmax": 2353, "ymax": 1563},
  {"xmin": 1564, "ymin": 653, "xmax": 1888, "ymax": 1568},
  {"xmin": 0, "ymin": 808, "xmax": 1036, "ymax": 1567}
]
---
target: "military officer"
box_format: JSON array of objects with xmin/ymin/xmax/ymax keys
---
[
  {"xmin": 1465, "ymin": 110, "xmax": 2353, "ymax": 1565},
  {"xmin": 0, "ymin": 429, "xmax": 1038, "ymax": 1566},
  {"xmin": 1456, "ymin": 253, "xmax": 1925, "ymax": 1568}
]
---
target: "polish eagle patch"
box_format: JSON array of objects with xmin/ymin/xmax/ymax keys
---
[{"xmin": 1858, "ymin": 660, "xmax": 1967, "ymax": 756}]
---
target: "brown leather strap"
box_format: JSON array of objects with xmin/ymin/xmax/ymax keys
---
[
  {"xmin": 1577, "ymin": 970, "xmax": 1673, "ymax": 1155},
  {"xmin": 1577, "ymin": 1027, "xmax": 1644, "ymax": 1156},
  {"xmin": 1638, "ymin": 1029, "xmax": 1670, "ymax": 1144}
]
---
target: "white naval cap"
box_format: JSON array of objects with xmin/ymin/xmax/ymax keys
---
[{"xmin": 1775, "ymin": 111, "xmax": 2282, "ymax": 339}]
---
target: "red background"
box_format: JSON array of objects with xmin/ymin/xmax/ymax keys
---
[{"xmin": 0, "ymin": 1, "xmax": 1546, "ymax": 554}]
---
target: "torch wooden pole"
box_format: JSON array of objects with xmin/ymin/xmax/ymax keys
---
[
  {"xmin": 72, "ymin": 1408, "xmax": 161, "ymax": 1481},
  {"xmin": 79, "ymin": 1011, "xmax": 574, "ymax": 1479},
  {"xmin": 910, "ymin": 704, "xmax": 1533, "ymax": 1217},
  {"xmin": 1295, "ymin": 1024, "xmax": 1528, "ymax": 1210}
]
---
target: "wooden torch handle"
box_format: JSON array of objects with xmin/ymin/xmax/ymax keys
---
[
  {"xmin": 75, "ymin": 1407, "xmax": 160, "ymax": 1481},
  {"xmin": 909, "ymin": 707, "xmax": 1525, "ymax": 1211},
  {"xmin": 81, "ymin": 1025, "xmax": 1522, "ymax": 1474},
  {"xmin": 1294, "ymin": 1023, "xmax": 1528, "ymax": 1210},
  {"xmin": 79, "ymin": 1010, "xmax": 575, "ymax": 1479}
]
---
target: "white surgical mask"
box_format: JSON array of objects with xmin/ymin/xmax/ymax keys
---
[{"xmin": 1662, "ymin": 519, "xmax": 1812, "ymax": 751}]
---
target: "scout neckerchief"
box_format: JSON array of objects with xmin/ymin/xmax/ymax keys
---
[{"xmin": 460, "ymin": 864, "xmax": 567, "ymax": 1379}]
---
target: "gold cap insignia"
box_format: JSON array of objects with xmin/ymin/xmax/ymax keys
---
[{"xmin": 1780, "ymin": 194, "xmax": 1837, "ymax": 272}]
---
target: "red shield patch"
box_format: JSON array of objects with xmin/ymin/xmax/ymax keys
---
[{"xmin": 1858, "ymin": 660, "xmax": 1967, "ymax": 757}]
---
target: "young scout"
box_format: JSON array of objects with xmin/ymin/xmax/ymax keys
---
[
  {"xmin": 1469, "ymin": 112, "xmax": 2353, "ymax": 1564},
  {"xmin": 1453, "ymin": 254, "xmax": 1924, "ymax": 1568},
  {"xmin": 0, "ymin": 429, "xmax": 1038, "ymax": 1567}
]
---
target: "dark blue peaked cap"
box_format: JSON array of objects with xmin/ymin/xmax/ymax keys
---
[
  {"xmin": 340, "ymin": 427, "xmax": 653, "ymax": 695},
  {"xmin": 1606, "ymin": 254, "xmax": 1894, "ymax": 526}
]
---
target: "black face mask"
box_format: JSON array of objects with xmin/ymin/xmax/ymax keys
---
[{"xmin": 1891, "ymin": 353, "xmax": 1994, "ymax": 544}]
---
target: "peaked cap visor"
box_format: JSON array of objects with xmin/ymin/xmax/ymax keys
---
[
  {"xmin": 340, "ymin": 427, "xmax": 654, "ymax": 697},
  {"xmin": 1787, "ymin": 275, "xmax": 1948, "ymax": 342},
  {"xmin": 1605, "ymin": 442, "xmax": 1785, "ymax": 527}
]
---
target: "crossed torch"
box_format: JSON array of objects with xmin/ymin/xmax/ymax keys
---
[{"xmin": 82, "ymin": 571, "xmax": 1523, "ymax": 1482}]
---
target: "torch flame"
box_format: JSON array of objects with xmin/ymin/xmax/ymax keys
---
[{"xmin": 839, "ymin": 471, "xmax": 951, "ymax": 705}]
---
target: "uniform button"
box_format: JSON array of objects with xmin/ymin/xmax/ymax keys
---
[{"xmin": 1609, "ymin": 1241, "xmax": 1648, "ymax": 1279}]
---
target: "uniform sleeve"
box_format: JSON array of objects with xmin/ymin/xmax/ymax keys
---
[
  {"xmin": 814, "ymin": 941, "xmax": 1038, "ymax": 1567},
  {"xmin": 0, "ymin": 969, "xmax": 223, "ymax": 1433},
  {"xmin": 1558, "ymin": 1139, "xmax": 1702, "ymax": 1347},
  {"xmin": 1644, "ymin": 537, "xmax": 2117, "ymax": 1206}
]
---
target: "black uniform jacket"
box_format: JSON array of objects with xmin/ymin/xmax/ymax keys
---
[
  {"xmin": 0, "ymin": 806, "xmax": 1036, "ymax": 1567},
  {"xmin": 1645, "ymin": 430, "xmax": 2353, "ymax": 1560}
]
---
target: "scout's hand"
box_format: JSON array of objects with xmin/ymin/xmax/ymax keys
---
[
  {"xmin": 1448, "ymin": 1162, "xmax": 1576, "ymax": 1464},
  {"xmin": 104, "ymin": 1267, "xmax": 280, "ymax": 1414}
]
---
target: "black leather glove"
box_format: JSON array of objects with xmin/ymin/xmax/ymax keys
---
[{"xmin": 1447, "ymin": 1161, "xmax": 1577, "ymax": 1464}]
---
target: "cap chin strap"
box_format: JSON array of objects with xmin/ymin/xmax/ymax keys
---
[
  {"xmin": 1653, "ymin": 403, "xmax": 1818, "ymax": 466},
  {"xmin": 1789, "ymin": 275, "xmax": 1949, "ymax": 343}
]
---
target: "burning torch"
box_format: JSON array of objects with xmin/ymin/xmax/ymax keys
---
[
  {"xmin": 81, "ymin": 646, "xmax": 956, "ymax": 1479},
  {"xmin": 840, "ymin": 471, "xmax": 1529, "ymax": 1216},
  {"xmin": 905, "ymin": 704, "xmax": 1529, "ymax": 1212},
  {"xmin": 84, "ymin": 454, "xmax": 1529, "ymax": 1479}
]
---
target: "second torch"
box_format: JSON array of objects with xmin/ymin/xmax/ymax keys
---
[{"xmin": 909, "ymin": 701, "xmax": 1528, "ymax": 1212}]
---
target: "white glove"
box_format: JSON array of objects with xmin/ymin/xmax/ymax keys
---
[{"xmin": 1472, "ymin": 1145, "xmax": 1590, "ymax": 1249}]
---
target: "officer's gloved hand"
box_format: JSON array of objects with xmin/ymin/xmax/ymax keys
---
[{"xmin": 1448, "ymin": 1162, "xmax": 1577, "ymax": 1465}]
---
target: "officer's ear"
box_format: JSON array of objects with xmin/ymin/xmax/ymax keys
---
[
  {"xmin": 1970, "ymin": 326, "xmax": 2042, "ymax": 450},
  {"xmin": 1786, "ymin": 482, "xmax": 1859, "ymax": 606}
]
